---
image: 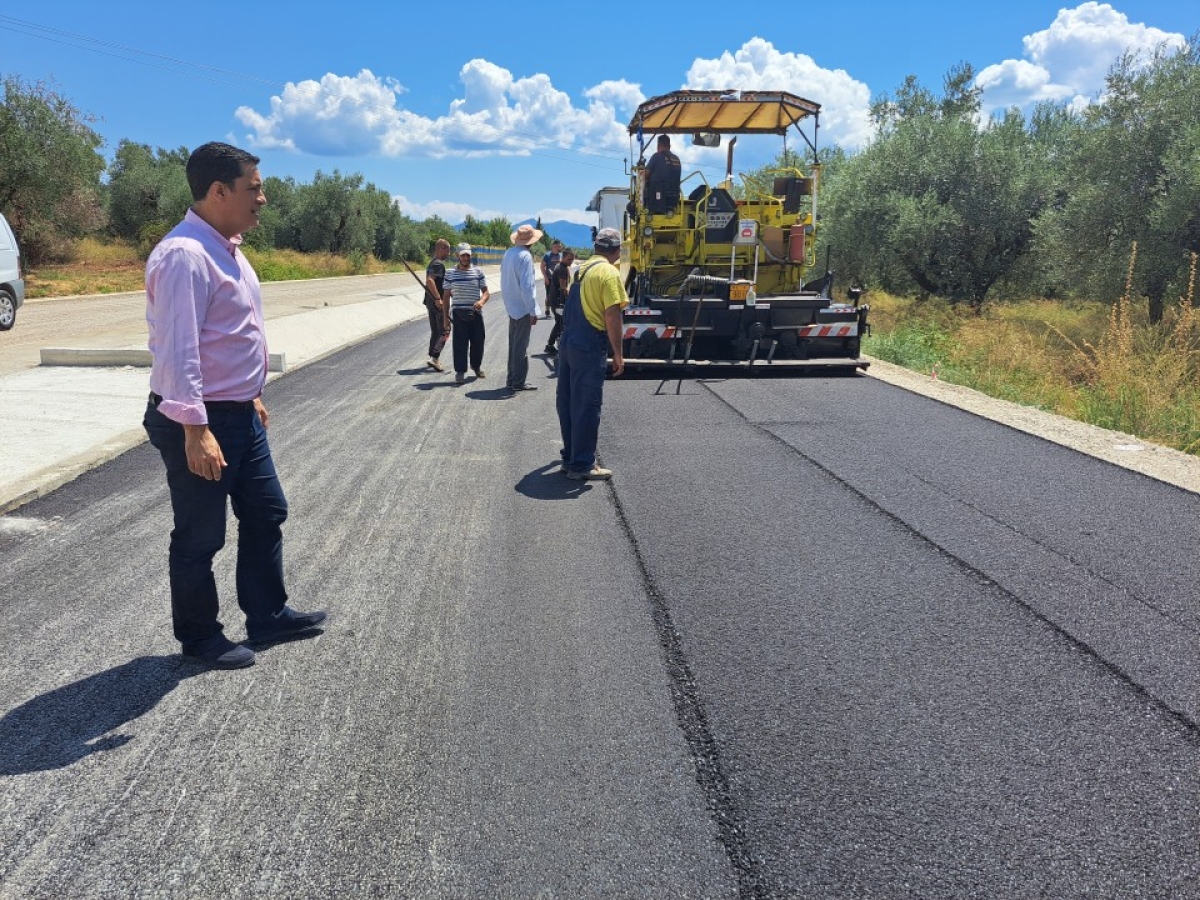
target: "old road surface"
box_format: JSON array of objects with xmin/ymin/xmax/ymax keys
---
[{"xmin": 1, "ymin": 293, "xmax": 1198, "ymax": 899}]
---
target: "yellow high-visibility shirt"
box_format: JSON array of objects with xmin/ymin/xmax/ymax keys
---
[{"xmin": 577, "ymin": 257, "xmax": 628, "ymax": 332}]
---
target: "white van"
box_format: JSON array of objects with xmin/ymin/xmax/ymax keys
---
[{"xmin": 0, "ymin": 213, "xmax": 25, "ymax": 330}]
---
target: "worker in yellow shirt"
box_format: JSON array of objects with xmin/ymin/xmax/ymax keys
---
[{"xmin": 555, "ymin": 228, "xmax": 628, "ymax": 481}]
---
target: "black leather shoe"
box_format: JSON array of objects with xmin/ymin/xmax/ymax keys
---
[
  {"xmin": 184, "ymin": 639, "xmax": 255, "ymax": 669},
  {"xmin": 247, "ymin": 607, "xmax": 328, "ymax": 644}
]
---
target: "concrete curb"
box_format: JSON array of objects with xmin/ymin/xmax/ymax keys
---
[
  {"xmin": 1, "ymin": 296, "xmax": 428, "ymax": 515},
  {"xmin": 39, "ymin": 347, "xmax": 288, "ymax": 372}
]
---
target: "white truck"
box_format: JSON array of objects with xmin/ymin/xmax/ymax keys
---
[
  {"xmin": 586, "ymin": 187, "xmax": 629, "ymax": 239},
  {"xmin": 0, "ymin": 213, "xmax": 26, "ymax": 331}
]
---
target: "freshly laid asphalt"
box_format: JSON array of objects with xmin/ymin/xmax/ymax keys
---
[
  {"xmin": 3, "ymin": 267, "xmax": 1198, "ymax": 517},
  {"xmin": 2, "ymin": 277, "xmax": 1199, "ymax": 898},
  {"xmin": 0, "ymin": 270, "xmax": 492, "ymax": 514}
]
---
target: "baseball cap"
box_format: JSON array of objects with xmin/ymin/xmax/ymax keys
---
[
  {"xmin": 455, "ymin": 242, "xmax": 472, "ymax": 256},
  {"xmin": 594, "ymin": 228, "xmax": 622, "ymax": 250}
]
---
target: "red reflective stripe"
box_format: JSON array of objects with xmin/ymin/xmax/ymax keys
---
[
  {"xmin": 623, "ymin": 326, "xmax": 679, "ymax": 339},
  {"xmin": 798, "ymin": 323, "xmax": 856, "ymax": 337}
]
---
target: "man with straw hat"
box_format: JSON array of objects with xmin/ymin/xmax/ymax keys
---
[{"xmin": 501, "ymin": 223, "xmax": 543, "ymax": 392}]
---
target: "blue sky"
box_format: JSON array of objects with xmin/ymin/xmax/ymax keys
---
[{"xmin": 1, "ymin": 2, "xmax": 1193, "ymax": 228}]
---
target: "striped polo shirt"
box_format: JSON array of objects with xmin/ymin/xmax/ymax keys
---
[{"xmin": 444, "ymin": 265, "xmax": 487, "ymax": 308}]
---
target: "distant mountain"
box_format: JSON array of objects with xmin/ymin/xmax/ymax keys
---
[
  {"xmin": 518, "ymin": 219, "xmax": 595, "ymax": 250},
  {"xmin": 450, "ymin": 218, "xmax": 597, "ymax": 250}
]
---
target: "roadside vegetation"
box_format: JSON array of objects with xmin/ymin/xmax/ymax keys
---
[
  {"xmin": 0, "ymin": 75, "xmax": 574, "ymax": 285},
  {"xmin": 4, "ymin": 39, "xmax": 1200, "ymax": 456},
  {"xmin": 22, "ymin": 238, "xmax": 415, "ymax": 298},
  {"xmin": 862, "ymin": 247, "xmax": 1200, "ymax": 454}
]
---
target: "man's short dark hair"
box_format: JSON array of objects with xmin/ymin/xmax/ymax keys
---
[
  {"xmin": 187, "ymin": 142, "xmax": 260, "ymax": 201},
  {"xmin": 657, "ymin": 135, "xmax": 671, "ymax": 148}
]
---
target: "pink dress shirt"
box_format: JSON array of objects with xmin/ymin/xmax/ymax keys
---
[{"xmin": 146, "ymin": 209, "xmax": 269, "ymax": 425}]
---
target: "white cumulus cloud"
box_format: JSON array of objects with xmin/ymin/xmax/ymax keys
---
[
  {"xmin": 235, "ymin": 39, "xmax": 871, "ymax": 163},
  {"xmin": 234, "ymin": 39, "xmax": 884, "ymax": 221},
  {"xmin": 392, "ymin": 195, "xmax": 508, "ymax": 224},
  {"xmin": 534, "ymin": 206, "xmax": 598, "ymax": 227},
  {"xmin": 976, "ymin": 2, "xmax": 1187, "ymax": 117},
  {"xmin": 237, "ymin": 62, "xmax": 638, "ymax": 162},
  {"xmin": 234, "ymin": 69, "xmax": 424, "ymax": 156},
  {"xmin": 684, "ymin": 37, "xmax": 874, "ymax": 151}
]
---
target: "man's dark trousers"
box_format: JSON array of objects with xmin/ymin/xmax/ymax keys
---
[
  {"xmin": 506, "ymin": 315, "xmax": 533, "ymax": 388},
  {"xmin": 451, "ymin": 306, "xmax": 485, "ymax": 374},
  {"xmin": 425, "ymin": 300, "xmax": 447, "ymax": 359},
  {"xmin": 144, "ymin": 401, "xmax": 288, "ymax": 654},
  {"xmin": 546, "ymin": 308, "xmax": 564, "ymax": 348},
  {"xmin": 555, "ymin": 328, "xmax": 608, "ymax": 474}
]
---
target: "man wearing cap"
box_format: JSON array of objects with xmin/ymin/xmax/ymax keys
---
[
  {"xmin": 556, "ymin": 227, "xmax": 628, "ymax": 481},
  {"xmin": 501, "ymin": 223, "xmax": 542, "ymax": 392},
  {"xmin": 442, "ymin": 243, "xmax": 490, "ymax": 384}
]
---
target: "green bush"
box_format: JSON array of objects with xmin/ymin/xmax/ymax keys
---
[{"xmin": 864, "ymin": 321, "xmax": 953, "ymax": 373}]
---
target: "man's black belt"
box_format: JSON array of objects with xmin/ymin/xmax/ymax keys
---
[{"xmin": 149, "ymin": 392, "xmax": 255, "ymax": 411}]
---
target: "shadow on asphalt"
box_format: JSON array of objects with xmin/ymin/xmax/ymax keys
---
[
  {"xmin": 515, "ymin": 463, "xmax": 595, "ymax": 500},
  {"xmin": 246, "ymin": 627, "xmax": 326, "ymax": 652},
  {"xmin": 407, "ymin": 377, "xmax": 513, "ymax": 399},
  {"xmin": 412, "ymin": 380, "xmax": 464, "ymax": 391},
  {"xmin": 463, "ymin": 386, "xmax": 519, "ymax": 401},
  {"xmin": 0, "ymin": 655, "xmax": 200, "ymax": 775}
]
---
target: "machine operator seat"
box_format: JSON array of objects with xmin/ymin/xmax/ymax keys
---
[
  {"xmin": 687, "ymin": 185, "xmax": 739, "ymax": 243},
  {"xmin": 772, "ymin": 176, "xmax": 810, "ymax": 215},
  {"xmin": 646, "ymin": 182, "xmax": 681, "ymax": 215}
]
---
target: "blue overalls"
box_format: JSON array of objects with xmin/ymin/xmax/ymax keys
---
[{"xmin": 555, "ymin": 263, "xmax": 611, "ymax": 475}]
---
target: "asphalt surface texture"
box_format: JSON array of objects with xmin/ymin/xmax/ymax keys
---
[{"xmin": 1, "ymin": 281, "xmax": 1198, "ymax": 899}]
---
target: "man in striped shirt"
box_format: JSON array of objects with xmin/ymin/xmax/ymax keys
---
[{"xmin": 441, "ymin": 243, "xmax": 490, "ymax": 384}]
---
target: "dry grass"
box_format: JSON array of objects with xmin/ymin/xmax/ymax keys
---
[
  {"xmin": 25, "ymin": 237, "xmax": 146, "ymax": 297},
  {"xmin": 242, "ymin": 247, "xmax": 405, "ymax": 281},
  {"xmin": 864, "ymin": 247, "xmax": 1200, "ymax": 456},
  {"xmin": 25, "ymin": 238, "xmax": 412, "ymax": 299}
]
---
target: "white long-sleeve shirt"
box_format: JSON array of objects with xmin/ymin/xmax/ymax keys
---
[{"xmin": 500, "ymin": 245, "xmax": 538, "ymax": 319}]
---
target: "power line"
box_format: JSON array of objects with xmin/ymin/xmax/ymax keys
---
[{"xmin": 0, "ymin": 15, "xmax": 278, "ymax": 90}]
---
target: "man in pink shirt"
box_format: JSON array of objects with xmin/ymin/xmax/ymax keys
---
[{"xmin": 142, "ymin": 142, "xmax": 326, "ymax": 669}]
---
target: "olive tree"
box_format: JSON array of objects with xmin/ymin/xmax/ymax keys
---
[
  {"xmin": 106, "ymin": 141, "xmax": 190, "ymax": 252},
  {"xmin": 822, "ymin": 65, "xmax": 1059, "ymax": 308},
  {"xmin": 0, "ymin": 75, "xmax": 106, "ymax": 263},
  {"xmin": 1033, "ymin": 39, "xmax": 1200, "ymax": 320},
  {"xmin": 290, "ymin": 170, "xmax": 374, "ymax": 255},
  {"xmin": 461, "ymin": 215, "xmax": 512, "ymax": 249}
]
